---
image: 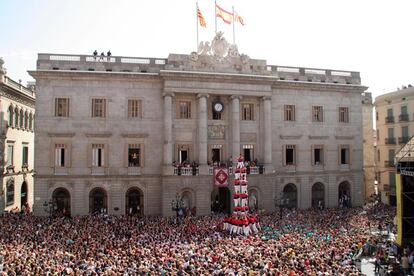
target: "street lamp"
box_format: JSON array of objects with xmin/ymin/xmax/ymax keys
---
[
  {"xmin": 274, "ymin": 193, "xmax": 290, "ymax": 220},
  {"xmin": 171, "ymin": 193, "xmax": 184, "ymax": 217},
  {"xmin": 43, "ymin": 199, "xmax": 55, "ymax": 218}
]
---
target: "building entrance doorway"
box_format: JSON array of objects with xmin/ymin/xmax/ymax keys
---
[
  {"xmin": 211, "ymin": 187, "xmax": 231, "ymax": 214},
  {"xmin": 125, "ymin": 188, "xmax": 143, "ymax": 215},
  {"xmin": 212, "ymin": 148, "xmax": 221, "ymax": 163},
  {"xmin": 52, "ymin": 188, "xmax": 71, "ymax": 216},
  {"xmin": 20, "ymin": 181, "xmax": 28, "ymax": 211},
  {"xmin": 89, "ymin": 188, "xmax": 107, "ymax": 214}
]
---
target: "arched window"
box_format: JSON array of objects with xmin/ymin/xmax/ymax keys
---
[
  {"xmin": 283, "ymin": 183, "xmax": 298, "ymax": 209},
  {"xmin": 28, "ymin": 113, "xmax": 33, "ymax": 130},
  {"xmin": 89, "ymin": 187, "xmax": 108, "ymax": 214},
  {"xmin": 52, "ymin": 188, "xmax": 71, "ymax": 216},
  {"xmin": 24, "ymin": 111, "xmax": 28, "ymax": 129},
  {"xmin": 7, "ymin": 105, "xmax": 13, "ymax": 127},
  {"xmin": 125, "ymin": 187, "xmax": 143, "ymax": 215},
  {"xmin": 312, "ymin": 182, "xmax": 325, "ymax": 208},
  {"xmin": 14, "ymin": 107, "xmax": 19, "ymax": 128},
  {"xmin": 19, "ymin": 109, "xmax": 24, "ymax": 128}
]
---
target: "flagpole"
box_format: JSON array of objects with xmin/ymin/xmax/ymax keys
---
[
  {"xmin": 232, "ymin": 6, "xmax": 235, "ymax": 44},
  {"xmin": 215, "ymin": 0, "xmax": 217, "ymax": 34},
  {"xmin": 196, "ymin": 2, "xmax": 199, "ymax": 52}
]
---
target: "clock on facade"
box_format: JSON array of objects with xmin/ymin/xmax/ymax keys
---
[{"xmin": 213, "ymin": 102, "xmax": 224, "ymax": 113}]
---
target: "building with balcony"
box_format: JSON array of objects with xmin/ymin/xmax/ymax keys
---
[
  {"xmin": 375, "ymin": 86, "xmax": 414, "ymax": 205},
  {"xmin": 0, "ymin": 58, "xmax": 35, "ymax": 212},
  {"xmin": 29, "ymin": 35, "xmax": 367, "ymax": 216}
]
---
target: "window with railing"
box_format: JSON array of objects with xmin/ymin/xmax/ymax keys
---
[
  {"xmin": 386, "ymin": 108, "xmax": 394, "ymax": 123},
  {"xmin": 284, "ymin": 145, "xmax": 296, "ymax": 165},
  {"xmin": 284, "ymin": 105, "xmax": 295, "ymax": 121},
  {"xmin": 399, "ymin": 105, "xmax": 409, "ymax": 122},
  {"xmin": 312, "ymin": 106, "xmax": 323, "ymax": 122}
]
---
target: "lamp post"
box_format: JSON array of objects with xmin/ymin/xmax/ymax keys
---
[
  {"xmin": 171, "ymin": 193, "xmax": 184, "ymax": 217},
  {"xmin": 43, "ymin": 200, "xmax": 55, "ymax": 219},
  {"xmin": 274, "ymin": 193, "xmax": 290, "ymax": 220}
]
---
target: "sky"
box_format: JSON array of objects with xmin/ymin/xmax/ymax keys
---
[{"xmin": 1, "ymin": 0, "xmax": 413, "ymax": 99}]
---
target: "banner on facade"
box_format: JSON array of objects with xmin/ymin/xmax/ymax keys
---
[{"xmin": 214, "ymin": 168, "xmax": 229, "ymax": 187}]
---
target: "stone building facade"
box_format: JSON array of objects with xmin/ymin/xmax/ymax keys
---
[
  {"xmin": 375, "ymin": 87, "xmax": 414, "ymax": 205},
  {"xmin": 362, "ymin": 92, "xmax": 376, "ymax": 199},
  {"xmin": 0, "ymin": 58, "xmax": 35, "ymax": 212},
  {"xmin": 30, "ymin": 35, "xmax": 367, "ymax": 216}
]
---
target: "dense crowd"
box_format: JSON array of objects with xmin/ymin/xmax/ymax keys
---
[{"xmin": 0, "ymin": 204, "xmax": 400, "ymax": 275}]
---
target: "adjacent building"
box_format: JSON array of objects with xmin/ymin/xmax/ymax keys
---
[
  {"xmin": 29, "ymin": 34, "xmax": 367, "ymax": 216},
  {"xmin": 362, "ymin": 92, "xmax": 376, "ymax": 200},
  {"xmin": 375, "ymin": 86, "xmax": 414, "ymax": 205},
  {"xmin": 0, "ymin": 58, "xmax": 35, "ymax": 212}
]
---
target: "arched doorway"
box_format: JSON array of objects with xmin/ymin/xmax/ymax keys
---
[
  {"xmin": 20, "ymin": 182, "xmax": 28, "ymax": 211},
  {"xmin": 311, "ymin": 182, "xmax": 325, "ymax": 208},
  {"xmin": 89, "ymin": 188, "xmax": 107, "ymax": 214},
  {"xmin": 283, "ymin": 183, "xmax": 298, "ymax": 209},
  {"xmin": 52, "ymin": 188, "xmax": 71, "ymax": 216},
  {"xmin": 338, "ymin": 181, "xmax": 351, "ymax": 208},
  {"xmin": 211, "ymin": 187, "xmax": 231, "ymax": 214},
  {"xmin": 125, "ymin": 187, "xmax": 143, "ymax": 215},
  {"xmin": 248, "ymin": 188, "xmax": 259, "ymax": 211}
]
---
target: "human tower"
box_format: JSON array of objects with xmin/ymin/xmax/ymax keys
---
[{"xmin": 223, "ymin": 155, "xmax": 260, "ymax": 235}]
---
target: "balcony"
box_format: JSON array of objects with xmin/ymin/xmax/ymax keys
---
[
  {"xmin": 208, "ymin": 167, "xmax": 234, "ymax": 175},
  {"xmin": 384, "ymin": 160, "xmax": 395, "ymax": 168},
  {"xmin": 385, "ymin": 116, "xmax": 394, "ymax": 124},
  {"xmin": 399, "ymin": 114, "xmax": 409, "ymax": 122},
  {"xmin": 385, "ymin": 137, "xmax": 396, "ymax": 145},
  {"xmin": 398, "ymin": 136, "xmax": 410, "ymax": 144},
  {"xmin": 173, "ymin": 167, "xmax": 199, "ymax": 176}
]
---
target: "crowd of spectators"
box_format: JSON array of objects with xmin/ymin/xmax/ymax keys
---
[{"xmin": 0, "ymin": 203, "xmax": 408, "ymax": 275}]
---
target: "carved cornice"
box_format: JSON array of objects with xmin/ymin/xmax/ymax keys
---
[
  {"xmin": 196, "ymin": 93, "xmax": 209, "ymax": 99},
  {"xmin": 335, "ymin": 135, "xmax": 354, "ymax": 140},
  {"xmin": 120, "ymin": 133, "xmax": 149, "ymax": 138},
  {"xmin": 85, "ymin": 132, "xmax": 112, "ymax": 138},
  {"xmin": 162, "ymin": 92, "xmax": 175, "ymax": 98},
  {"xmin": 280, "ymin": 135, "xmax": 302, "ymax": 140},
  {"xmin": 273, "ymin": 81, "xmax": 367, "ymax": 93},
  {"xmin": 230, "ymin": 95, "xmax": 243, "ymax": 100},
  {"xmin": 0, "ymin": 89, "xmax": 35, "ymax": 108},
  {"xmin": 308, "ymin": 135, "xmax": 329, "ymax": 140},
  {"xmin": 48, "ymin": 132, "xmax": 76, "ymax": 138},
  {"xmin": 262, "ymin": 96, "xmax": 272, "ymax": 101}
]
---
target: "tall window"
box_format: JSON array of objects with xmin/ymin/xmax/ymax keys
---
[
  {"xmin": 401, "ymin": 105, "xmax": 408, "ymax": 115},
  {"xmin": 55, "ymin": 144, "xmax": 66, "ymax": 167},
  {"xmin": 14, "ymin": 107, "xmax": 19, "ymax": 127},
  {"xmin": 387, "ymin": 108, "xmax": 393, "ymax": 117},
  {"xmin": 339, "ymin": 107, "xmax": 349, "ymax": 123},
  {"xmin": 7, "ymin": 106, "xmax": 13, "ymax": 127},
  {"xmin": 24, "ymin": 111, "xmax": 28, "ymax": 129},
  {"xmin": 312, "ymin": 106, "xmax": 323, "ymax": 122},
  {"xmin": 6, "ymin": 179, "xmax": 14, "ymax": 206},
  {"xmin": 7, "ymin": 145, "xmax": 14, "ymax": 167},
  {"xmin": 388, "ymin": 149, "xmax": 395, "ymax": 165},
  {"xmin": 242, "ymin": 103, "xmax": 254, "ymax": 120},
  {"xmin": 285, "ymin": 145, "xmax": 296, "ymax": 165},
  {"xmin": 377, "ymin": 149, "xmax": 380, "ymax": 162},
  {"xmin": 22, "ymin": 145, "xmax": 29, "ymax": 166},
  {"xmin": 402, "ymin": 126, "xmax": 409, "ymax": 138},
  {"xmin": 29, "ymin": 113, "xmax": 33, "ymax": 130},
  {"xmin": 92, "ymin": 98, "xmax": 106, "ymax": 118},
  {"xmin": 55, "ymin": 98, "xmax": 70, "ymax": 117},
  {"xmin": 179, "ymin": 101, "xmax": 191, "ymax": 119},
  {"xmin": 340, "ymin": 145, "xmax": 350, "ymax": 165},
  {"xmin": 92, "ymin": 144, "xmax": 105, "ymax": 167},
  {"xmin": 388, "ymin": 128, "xmax": 394, "ymax": 138},
  {"xmin": 128, "ymin": 144, "xmax": 141, "ymax": 167},
  {"xmin": 312, "ymin": 145, "xmax": 324, "ymax": 165},
  {"xmin": 19, "ymin": 110, "xmax": 24, "ymax": 128},
  {"xmin": 128, "ymin": 99, "xmax": 142, "ymax": 118},
  {"xmin": 284, "ymin": 105, "xmax": 295, "ymax": 121}
]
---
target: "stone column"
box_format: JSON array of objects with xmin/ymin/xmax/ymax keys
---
[
  {"xmin": 197, "ymin": 93, "xmax": 209, "ymax": 174},
  {"xmin": 163, "ymin": 92, "xmax": 174, "ymax": 175},
  {"xmin": 231, "ymin": 95, "xmax": 241, "ymax": 165},
  {"xmin": 262, "ymin": 96, "xmax": 274, "ymax": 173}
]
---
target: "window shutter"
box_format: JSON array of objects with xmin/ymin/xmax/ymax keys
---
[
  {"xmin": 140, "ymin": 143, "xmax": 145, "ymax": 167},
  {"xmin": 87, "ymin": 144, "xmax": 92, "ymax": 168},
  {"xmin": 67, "ymin": 143, "xmax": 72, "ymax": 167},
  {"xmin": 50, "ymin": 142, "xmax": 55, "ymax": 168},
  {"xmin": 104, "ymin": 144, "xmax": 109, "ymax": 168},
  {"xmin": 282, "ymin": 145, "xmax": 286, "ymax": 166}
]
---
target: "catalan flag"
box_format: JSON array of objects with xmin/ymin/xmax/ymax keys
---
[
  {"xmin": 235, "ymin": 12, "xmax": 245, "ymax": 26},
  {"xmin": 197, "ymin": 6, "xmax": 207, "ymax": 27},
  {"xmin": 216, "ymin": 4, "xmax": 233, "ymax": 24}
]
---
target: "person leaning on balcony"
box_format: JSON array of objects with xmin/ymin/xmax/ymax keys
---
[
  {"xmin": 107, "ymin": 50, "xmax": 111, "ymax": 61},
  {"xmin": 100, "ymin": 52, "xmax": 105, "ymax": 61},
  {"xmin": 93, "ymin": 50, "xmax": 98, "ymax": 60}
]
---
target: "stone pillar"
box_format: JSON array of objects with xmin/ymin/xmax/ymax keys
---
[
  {"xmin": 163, "ymin": 92, "xmax": 174, "ymax": 175},
  {"xmin": 231, "ymin": 95, "xmax": 241, "ymax": 165},
  {"xmin": 197, "ymin": 93, "xmax": 209, "ymax": 174},
  {"xmin": 262, "ymin": 96, "xmax": 273, "ymax": 173}
]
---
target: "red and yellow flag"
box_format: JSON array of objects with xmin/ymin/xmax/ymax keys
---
[
  {"xmin": 235, "ymin": 12, "xmax": 245, "ymax": 26},
  {"xmin": 215, "ymin": 4, "xmax": 233, "ymax": 24},
  {"xmin": 197, "ymin": 7, "xmax": 207, "ymax": 27}
]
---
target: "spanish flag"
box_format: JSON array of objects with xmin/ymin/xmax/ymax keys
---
[
  {"xmin": 216, "ymin": 4, "xmax": 233, "ymax": 24},
  {"xmin": 197, "ymin": 6, "xmax": 207, "ymax": 28}
]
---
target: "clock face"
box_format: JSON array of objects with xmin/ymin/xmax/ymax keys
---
[{"xmin": 214, "ymin": 102, "xmax": 223, "ymax": 112}]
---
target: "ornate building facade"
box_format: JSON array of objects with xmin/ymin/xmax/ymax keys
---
[
  {"xmin": 30, "ymin": 34, "xmax": 366, "ymax": 216},
  {"xmin": 0, "ymin": 58, "xmax": 35, "ymax": 212},
  {"xmin": 375, "ymin": 87, "xmax": 414, "ymax": 205}
]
